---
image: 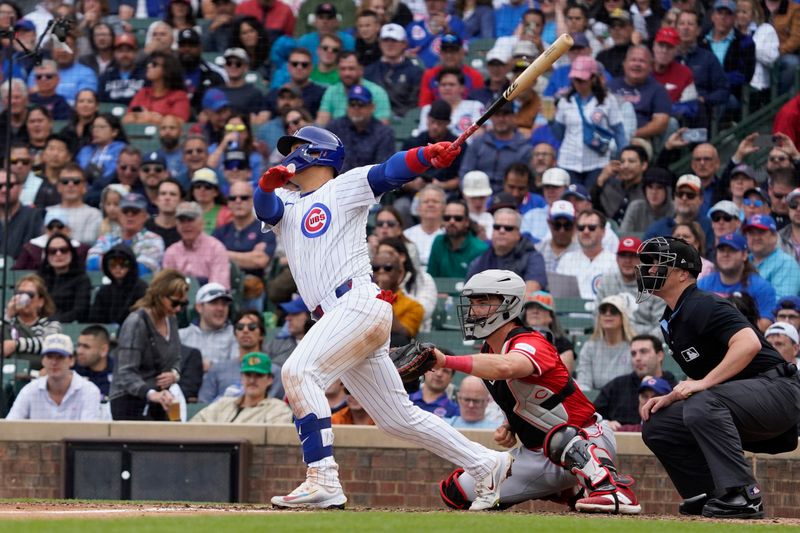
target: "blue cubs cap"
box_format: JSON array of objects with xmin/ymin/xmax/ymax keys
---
[
  {"xmin": 15, "ymin": 19, "xmax": 35, "ymax": 32},
  {"xmin": 144, "ymin": 151, "xmax": 166, "ymax": 167},
  {"xmin": 774, "ymin": 296, "xmax": 800, "ymax": 315},
  {"xmin": 202, "ymin": 88, "xmax": 230, "ymax": 111},
  {"xmin": 279, "ymin": 296, "xmax": 309, "ymax": 315},
  {"xmin": 639, "ymin": 376, "xmax": 672, "ymax": 396},
  {"xmin": 347, "ymin": 84, "xmax": 373, "ymax": 104},
  {"xmin": 742, "ymin": 214, "xmax": 777, "ymax": 233},
  {"xmin": 562, "ymin": 183, "xmax": 589, "ymax": 201},
  {"xmin": 717, "ymin": 232, "xmax": 747, "ymax": 251}
]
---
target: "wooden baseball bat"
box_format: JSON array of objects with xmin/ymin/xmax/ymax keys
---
[{"xmin": 450, "ymin": 33, "xmax": 574, "ymax": 150}]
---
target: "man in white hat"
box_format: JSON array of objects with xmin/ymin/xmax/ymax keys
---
[
  {"xmin": 180, "ymin": 282, "xmax": 237, "ymax": 372},
  {"xmin": 521, "ymin": 167, "xmax": 570, "ymax": 241},
  {"xmin": 6, "ymin": 334, "xmax": 101, "ymax": 420},
  {"xmin": 461, "ymin": 170, "xmax": 494, "ymax": 239},
  {"xmin": 765, "ymin": 322, "xmax": 800, "ymax": 365},
  {"xmin": 363, "ymin": 23, "xmax": 423, "ymax": 118}
]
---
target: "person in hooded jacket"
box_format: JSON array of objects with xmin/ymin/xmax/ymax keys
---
[
  {"xmin": 38, "ymin": 233, "xmax": 92, "ymax": 323},
  {"xmin": 88, "ymin": 243, "xmax": 148, "ymax": 326}
]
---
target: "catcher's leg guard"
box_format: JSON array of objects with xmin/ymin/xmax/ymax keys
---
[
  {"xmin": 544, "ymin": 424, "xmax": 640, "ymax": 514},
  {"xmin": 440, "ymin": 468, "xmax": 470, "ymax": 510}
]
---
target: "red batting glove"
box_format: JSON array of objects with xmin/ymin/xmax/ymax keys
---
[
  {"xmin": 258, "ymin": 164, "xmax": 294, "ymax": 192},
  {"xmin": 423, "ymin": 141, "xmax": 461, "ymax": 169}
]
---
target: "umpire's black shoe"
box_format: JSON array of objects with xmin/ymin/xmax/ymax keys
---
[
  {"xmin": 701, "ymin": 486, "xmax": 764, "ymax": 519},
  {"xmin": 679, "ymin": 493, "xmax": 709, "ymax": 516}
]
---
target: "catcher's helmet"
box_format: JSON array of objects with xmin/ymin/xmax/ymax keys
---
[
  {"xmin": 277, "ymin": 126, "xmax": 345, "ymax": 176},
  {"xmin": 459, "ymin": 270, "xmax": 525, "ymax": 340},
  {"xmin": 635, "ymin": 236, "xmax": 702, "ymax": 302}
]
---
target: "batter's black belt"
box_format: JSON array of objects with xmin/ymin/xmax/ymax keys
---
[{"xmin": 760, "ymin": 362, "xmax": 798, "ymax": 379}]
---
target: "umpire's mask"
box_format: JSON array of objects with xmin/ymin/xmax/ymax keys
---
[{"xmin": 635, "ymin": 236, "xmax": 701, "ymax": 302}]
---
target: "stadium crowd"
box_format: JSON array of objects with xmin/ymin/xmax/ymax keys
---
[{"xmin": 0, "ymin": 0, "xmax": 798, "ymax": 428}]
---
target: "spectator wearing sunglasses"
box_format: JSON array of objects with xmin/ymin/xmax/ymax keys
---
[
  {"xmin": 557, "ymin": 209, "xmax": 617, "ymax": 300},
  {"xmin": 427, "ymin": 199, "xmax": 487, "ymax": 278},
  {"xmin": 38, "ymin": 233, "xmax": 92, "ymax": 323},
  {"xmin": 199, "ymin": 309, "xmax": 286, "ymax": 403},
  {"xmin": 110, "ymin": 269, "xmax": 188, "ymax": 420},
  {"xmin": 213, "ymin": 181, "xmax": 276, "ymax": 310},
  {"xmin": 644, "ymin": 174, "xmax": 713, "ymax": 252},
  {"xmin": 742, "ymin": 186, "xmax": 772, "ymax": 221},
  {"xmin": 220, "ymin": 48, "xmax": 269, "ymax": 121},
  {"xmin": 467, "ymin": 207, "xmax": 548, "ymax": 293},
  {"xmin": 708, "ymin": 200, "xmax": 742, "ymax": 251},
  {"xmin": 742, "ymin": 214, "xmax": 800, "ymax": 299},
  {"xmin": 88, "ymin": 243, "xmax": 148, "ymax": 325},
  {"xmin": 767, "ymin": 167, "xmax": 796, "ymax": 230},
  {"xmin": 265, "ymin": 48, "xmax": 327, "ymax": 117},
  {"xmin": 180, "ymin": 282, "xmax": 237, "ymax": 372},
  {"xmin": 373, "ymin": 251, "xmax": 424, "ymax": 346},
  {"xmin": 14, "ymin": 208, "xmax": 90, "ymax": 271},
  {"xmin": 534, "ymin": 200, "xmax": 578, "ymax": 272}
]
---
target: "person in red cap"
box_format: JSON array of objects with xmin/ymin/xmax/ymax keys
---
[
  {"xmin": 98, "ymin": 33, "xmax": 146, "ymax": 106},
  {"xmin": 651, "ymin": 27, "xmax": 699, "ymax": 120},
  {"xmin": 596, "ymin": 235, "xmax": 666, "ymax": 336}
]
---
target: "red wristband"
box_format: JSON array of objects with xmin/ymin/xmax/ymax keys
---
[{"xmin": 443, "ymin": 355, "xmax": 473, "ymax": 374}]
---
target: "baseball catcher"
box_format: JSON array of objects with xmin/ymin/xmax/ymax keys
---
[{"xmin": 433, "ymin": 269, "xmax": 641, "ymax": 514}]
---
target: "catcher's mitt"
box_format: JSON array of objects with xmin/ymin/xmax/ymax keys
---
[{"xmin": 390, "ymin": 342, "xmax": 437, "ymax": 383}]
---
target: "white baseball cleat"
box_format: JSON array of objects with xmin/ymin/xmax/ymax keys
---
[
  {"xmin": 469, "ymin": 452, "xmax": 514, "ymax": 511},
  {"xmin": 271, "ymin": 479, "xmax": 347, "ymax": 510}
]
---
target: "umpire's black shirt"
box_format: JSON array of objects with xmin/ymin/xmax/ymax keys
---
[{"xmin": 660, "ymin": 284, "xmax": 784, "ymax": 381}]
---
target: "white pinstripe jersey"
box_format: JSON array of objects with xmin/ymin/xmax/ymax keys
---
[{"xmin": 261, "ymin": 166, "xmax": 379, "ymax": 310}]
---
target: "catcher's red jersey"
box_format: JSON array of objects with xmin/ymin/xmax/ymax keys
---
[{"xmin": 482, "ymin": 326, "xmax": 597, "ymax": 449}]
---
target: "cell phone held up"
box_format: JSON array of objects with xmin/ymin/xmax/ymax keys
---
[
  {"xmin": 681, "ymin": 128, "xmax": 708, "ymax": 144},
  {"xmin": 753, "ymin": 134, "xmax": 777, "ymax": 150}
]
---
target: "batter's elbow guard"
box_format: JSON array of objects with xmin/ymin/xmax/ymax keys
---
[{"xmin": 439, "ymin": 468, "xmax": 470, "ymax": 510}]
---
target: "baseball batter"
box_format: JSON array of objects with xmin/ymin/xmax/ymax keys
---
[
  {"xmin": 253, "ymin": 126, "xmax": 513, "ymax": 510},
  {"xmin": 435, "ymin": 269, "xmax": 641, "ymax": 514}
]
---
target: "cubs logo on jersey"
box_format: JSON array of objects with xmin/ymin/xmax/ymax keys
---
[{"xmin": 302, "ymin": 203, "xmax": 332, "ymax": 238}]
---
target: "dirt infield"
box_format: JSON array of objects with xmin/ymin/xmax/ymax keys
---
[{"xmin": 1, "ymin": 501, "xmax": 799, "ymax": 526}]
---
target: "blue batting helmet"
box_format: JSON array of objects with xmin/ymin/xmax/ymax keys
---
[{"xmin": 277, "ymin": 126, "xmax": 345, "ymax": 176}]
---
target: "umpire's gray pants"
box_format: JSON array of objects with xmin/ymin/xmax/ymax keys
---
[{"xmin": 641, "ymin": 374, "xmax": 800, "ymax": 498}]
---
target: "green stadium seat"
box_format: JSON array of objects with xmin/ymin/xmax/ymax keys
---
[
  {"xmin": 431, "ymin": 295, "xmax": 460, "ymax": 331},
  {"xmin": 99, "ymin": 102, "xmax": 127, "ymax": 117},
  {"xmin": 390, "ymin": 108, "xmax": 421, "ymax": 144},
  {"xmin": 417, "ymin": 330, "xmax": 476, "ymax": 355},
  {"xmin": 186, "ymin": 402, "xmax": 208, "ymax": 420},
  {"xmin": 433, "ymin": 277, "xmax": 465, "ymax": 296}
]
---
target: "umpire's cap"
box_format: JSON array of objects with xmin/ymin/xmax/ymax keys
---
[{"xmin": 638, "ymin": 236, "xmax": 702, "ymax": 277}]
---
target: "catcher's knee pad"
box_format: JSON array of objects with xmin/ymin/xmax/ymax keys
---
[
  {"xmin": 294, "ymin": 413, "xmax": 334, "ymax": 464},
  {"xmin": 439, "ymin": 468, "xmax": 470, "ymax": 510},
  {"xmin": 543, "ymin": 424, "xmax": 616, "ymax": 492}
]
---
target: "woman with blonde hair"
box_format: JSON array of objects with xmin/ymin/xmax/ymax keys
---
[
  {"xmin": 109, "ymin": 269, "xmax": 189, "ymax": 421},
  {"xmin": 3, "ymin": 274, "xmax": 62, "ymax": 369},
  {"xmin": 576, "ymin": 293, "xmax": 636, "ymax": 391}
]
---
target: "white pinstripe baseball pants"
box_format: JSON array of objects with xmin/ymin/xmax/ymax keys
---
[{"xmin": 281, "ymin": 283, "xmax": 497, "ymax": 480}]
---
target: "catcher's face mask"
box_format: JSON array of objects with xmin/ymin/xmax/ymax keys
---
[
  {"xmin": 458, "ymin": 294, "xmax": 518, "ymax": 340},
  {"xmin": 635, "ymin": 236, "xmax": 677, "ymax": 303}
]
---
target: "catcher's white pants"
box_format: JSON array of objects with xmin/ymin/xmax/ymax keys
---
[
  {"xmin": 281, "ymin": 282, "xmax": 497, "ymax": 479},
  {"xmin": 456, "ymin": 420, "xmax": 617, "ymax": 504}
]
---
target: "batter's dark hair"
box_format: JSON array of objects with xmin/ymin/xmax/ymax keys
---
[{"xmin": 631, "ymin": 334, "xmax": 662, "ymax": 354}]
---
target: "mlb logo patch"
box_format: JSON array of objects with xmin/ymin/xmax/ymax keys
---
[
  {"xmin": 681, "ymin": 346, "xmax": 700, "ymax": 362},
  {"xmin": 301, "ymin": 203, "xmax": 332, "ymax": 238}
]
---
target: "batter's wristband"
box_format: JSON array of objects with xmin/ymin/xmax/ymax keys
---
[
  {"xmin": 405, "ymin": 147, "xmax": 431, "ymax": 174},
  {"xmin": 443, "ymin": 355, "xmax": 473, "ymax": 374}
]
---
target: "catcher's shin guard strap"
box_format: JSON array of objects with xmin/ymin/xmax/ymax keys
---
[
  {"xmin": 440, "ymin": 468, "xmax": 470, "ymax": 510},
  {"xmin": 544, "ymin": 424, "xmax": 614, "ymax": 492},
  {"xmin": 294, "ymin": 414, "xmax": 334, "ymax": 464}
]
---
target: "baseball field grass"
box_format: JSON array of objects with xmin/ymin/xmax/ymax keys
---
[{"xmin": 0, "ymin": 510, "xmax": 797, "ymax": 532}]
